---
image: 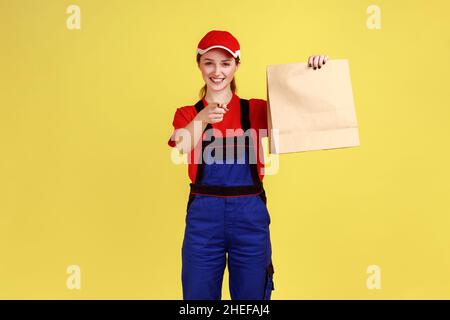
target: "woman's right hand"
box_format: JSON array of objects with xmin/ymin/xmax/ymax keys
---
[{"xmin": 196, "ymin": 102, "xmax": 229, "ymax": 124}]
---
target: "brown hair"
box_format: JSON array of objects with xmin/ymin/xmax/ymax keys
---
[{"xmin": 196, "ymin": 53, "xmax": 240, "ymax": 99}]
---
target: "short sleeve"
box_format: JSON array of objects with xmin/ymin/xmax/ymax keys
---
[
  {"xmin": 167, "ymin": 106, "xmax": 197, "ymax": 147},
  {"xmin": 249, "ymin": 98, "xmax": 268, "ymax": 136}
]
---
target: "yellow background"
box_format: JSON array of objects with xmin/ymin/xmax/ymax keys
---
[{"xmin": 1, "ymin": 0, "xmax": 449, "ymax": 299}]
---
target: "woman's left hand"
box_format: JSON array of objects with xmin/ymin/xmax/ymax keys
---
[{"xmin": 308, "ymin": 55, "xmax": 329, "ymax": 70}]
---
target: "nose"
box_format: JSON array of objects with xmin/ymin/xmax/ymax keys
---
[{"xmin": 212, "ymin": 64, "xmax": 224, "ymax": 76}]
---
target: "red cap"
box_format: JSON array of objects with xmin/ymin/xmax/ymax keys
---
[{"xmin": 197, "ymin": 30, "xmax": 240, "ymax": 59}]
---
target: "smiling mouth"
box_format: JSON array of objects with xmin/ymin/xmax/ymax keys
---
[{"xmin": 210, "ymin": 77, "xmax": 225, "ymax": 84}]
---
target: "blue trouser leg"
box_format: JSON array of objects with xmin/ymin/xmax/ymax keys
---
[
  {"xmin": 182, "ymin": 195, "xmax": 226, "ymax": 300},
  {"xmin": 226, "ymin": 195, "xmax": 274, "ymax": 300}
]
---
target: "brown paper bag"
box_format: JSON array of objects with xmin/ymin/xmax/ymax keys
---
[{"xmin": 266, "ymin": 59, "xmax": 360, "ymax": 154}]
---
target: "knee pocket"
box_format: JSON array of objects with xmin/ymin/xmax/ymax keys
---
[{"xmin": 264, "ymin": 262, "xmax": 275, "ymax": 300}]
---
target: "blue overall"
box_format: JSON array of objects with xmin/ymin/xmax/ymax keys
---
[{"xmin": 181, "ymin": 98, "xmax": 275, "ymax": 300}]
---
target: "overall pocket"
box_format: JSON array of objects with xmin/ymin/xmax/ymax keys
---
[
  {"xmin": 258, "ymin": 190, "xmax": 267, "ymax": 206},
  {"xmin": 185, "ymin": 193, "xmax": 197, "ymax": 222},
  {"xmin": 186, "ymin": 193, "xmax": 196, "ymax": 211},
  {"xmin": 256, "ymin": 192, "xmax": 271, "ymax": 225}
]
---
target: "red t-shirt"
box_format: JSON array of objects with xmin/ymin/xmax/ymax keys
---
[{"xmin": 168, "ymin": 93, "xmax": 268, "ymax": 183}]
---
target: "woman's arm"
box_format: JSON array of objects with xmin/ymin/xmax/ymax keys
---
[{"xmin": 173, "ymin": 102, "xmax": 229, "ymax": 154}]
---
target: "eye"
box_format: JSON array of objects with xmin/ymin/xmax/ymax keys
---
[
  {"xmin": 205, "ymin": 62, "xmax": 212, "ymax": 65},
  {"xmin": 223, "ymin": 63, "xmax": 230, "ymax": 66}
]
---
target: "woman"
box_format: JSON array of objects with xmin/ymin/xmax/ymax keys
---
[{"xmin": 168, "ymin": 30, "xmax": 328, "ymax": 300}]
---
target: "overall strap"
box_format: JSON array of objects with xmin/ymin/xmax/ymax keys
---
[
  {"xmin": 239, "ymin": 99, "xmax": 262, "ymax": 187},
  {"xmin": 193, "ymin": 99, "xmax": 211, "ymax": 184}
]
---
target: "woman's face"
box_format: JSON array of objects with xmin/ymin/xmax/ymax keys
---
[{"xmin": 198, "ymin": 48, "xmax": 240, "ymax": 92}]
